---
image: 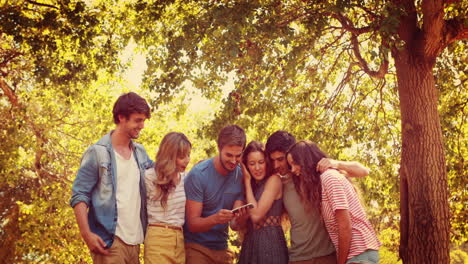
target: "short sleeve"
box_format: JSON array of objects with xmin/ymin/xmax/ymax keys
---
[
  {"xmin": 321, "ymin": 170, "xmax": 349, "ymax": 212},
  {"xmin": 184, "ymin": 167, "xmax": 204, "ymax": 202}
]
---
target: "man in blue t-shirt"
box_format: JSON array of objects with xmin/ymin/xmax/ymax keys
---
[{"xmin": 184, "ymin": 124, "xmax": 248, "ymax": 264}]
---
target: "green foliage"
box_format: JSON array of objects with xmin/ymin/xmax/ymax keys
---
[
  {"xmin": 0, "ymin": 79, "xmax": 117, "ymax": 262},
  {"xmin": 126, "ymin": 0, "xmax": 466, "ymax": 260},
  {"xmin": 379, "ymin": 246, "xmax": 402, "ymax": 264},
  {"xmin": 437, "ymin": 40, "xmax": 467, "ymax": 245},
  {"xmin": 0, "ymin": 0, "xmax": 128, "ymax": 88},
  {"xmin": 0, "ymin": 1, "xmax": 134, "ymax": 262},
  {"xmin": 451, "ymin": 248, "xmax": 468, "ymax": 264},
  {"xmin": 378, "ymin": 227, "xmax": 401, "ymax": 256},
  {"xmin": 1, "ymin": 0, "xmax": 466, "ymax": 262},
  {"xmin": 228, "ymin": 228, "xmax": 242, "ymax": 260}
]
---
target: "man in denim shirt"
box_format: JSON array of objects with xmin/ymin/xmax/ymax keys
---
[{"xmin": 70, "ymin": 92, "xmax": 153, "ymax": 264}]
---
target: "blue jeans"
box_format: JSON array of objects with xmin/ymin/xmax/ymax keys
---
[{"xmin": 346, "ymin": 249, "xmax": 379, "ymax": 264}]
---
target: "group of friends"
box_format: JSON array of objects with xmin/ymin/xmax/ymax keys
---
[{"xmin": 70, "ymin": 92, "xmax": 381, "ymax": 264}]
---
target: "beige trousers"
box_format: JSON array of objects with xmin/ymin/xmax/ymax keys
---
[
  {"xmin": 91, "ymin": 236, "xmax": 140, "ymax": 264},
  {"xmin": 185, "ymin": 242, "xmax": 234, "ymax": 264},
  {"xmin": 144, "ymin": 225, "xmax": 185, "ymax": 264}
]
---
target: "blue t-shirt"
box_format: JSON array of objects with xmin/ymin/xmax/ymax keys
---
[{"xmin": 183, "ymin": 158, "xmax": 244, "ymax": 250}]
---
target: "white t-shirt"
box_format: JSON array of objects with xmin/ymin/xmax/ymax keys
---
[
  {"xmin": 145, "ymin": 168, "xmax": 186, "ymax": 227},
  {"xmin": 114, "ymin": 150, "xmax": 144, "ymax": 245}
]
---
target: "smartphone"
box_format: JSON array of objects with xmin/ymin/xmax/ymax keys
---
[{"xmin": 231, "ymin": 203, "xmax": 254, "ymax": 213}]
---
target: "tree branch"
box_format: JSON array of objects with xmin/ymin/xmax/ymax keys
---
[
  {"xmin": 421, "ymin": 0, "xmax": 467, "ymax": 57},
  {"xmin": 320, "ymin": 30, "xmax": 346, "ymax": 53},
  {"xmin": 392, "ymin": 0, "xmax": 418, "ymax": 47},
  {"xmin": 0, "ymin": 78, "xmax": 19, "ymax": 106},
  {"xmin": 353, "ymin": 4, "xmax": 380, "ymax": 21},
  {"xmin": 422, "ymin": 0, "xmax": 445, "ymax": 57},
  {"xmin": 332, "ymin": 13, "xmax": 373, "ymax": 35},
  {"xmin": 349, "ymin": 32, "xmax": 388, "ymax": 79},
  {"xmin": 276, "ymin": 4, "xmax": 323, "ymax": 27},
  {"xmin": 330, "ymin": 13, "xmax": 388, "ymax": 78},
  {"xmin": 324, "ymin": 62, "xmax": 355, "ymax": 111},
  {"xmin": 26, "ymin": 0, "xmax": 59, "ymax": 9},
  {"xmin": 0, "ymin": 77, "xmax": 49, "ymax": 180},
  {"xmin": 442, "ymin": 18, "xmax": 468, "ymax": 48},
  {"xmin": 0, "ymin": 50, "xmax": 22, "ymax": 69}
]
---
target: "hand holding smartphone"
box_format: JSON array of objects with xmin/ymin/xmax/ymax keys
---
[{"xmin": 231, "ymin": 203, "xmax": 254, "ymax": 213}]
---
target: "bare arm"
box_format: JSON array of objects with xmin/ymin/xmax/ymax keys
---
[
  {"xmin": 242, "ymin": 164, "xmax": 282, "ymax": 223},
  {"xmin": 336, "ymin": 209, "xmax": 352, "ymax": 264},
  {"xmin": 73, "ymin": 202, "xmax": 109, "ymax": 255},
  {"xmin": 249, "ymin": 176, "xmax": 282, "ymax": 223},
  {"xmin": 317, "ymin": 158, "xmax": 369, "ymax": 178},
  {"xmin": 185, "ymin": 199, "xmax": 234, "ymax": 233}
]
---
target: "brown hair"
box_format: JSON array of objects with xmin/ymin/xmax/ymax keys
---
[
  {"xmin": 217, "ymin": 124, "xmax": 246, "ymax": 150},
  {"xmin": 287, "ymin": 140, "xmax": 327, "ymax": 212},
  {"xmin": 265, "ymin": 130, "xmax": 296, "ymax": 157},
  {"xmin": 242, "ymin": 141, "xmax": 271, "ymax": 190},
  {"xmin": 153, "ymin": 132, "xmax": 191, "ymax": 210},
  {"xmin": 112, "ymin": 92, "xmax": 151, "ymax": 124}
]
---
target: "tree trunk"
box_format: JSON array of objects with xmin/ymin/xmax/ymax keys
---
[{"xmin": 394, "ymin": 50, "xmax": 450, "ymax": 263}]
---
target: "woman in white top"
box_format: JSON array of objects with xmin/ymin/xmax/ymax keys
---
[{"xmin": 144, "ymin": 132, "xmax": 191, "ymax": 264}]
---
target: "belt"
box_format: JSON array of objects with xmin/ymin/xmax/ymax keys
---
[{"xmin": 149, "ymin": 223, "xmax": 183, "ymax": 231}]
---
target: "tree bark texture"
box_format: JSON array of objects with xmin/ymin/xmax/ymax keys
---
[{"xmin": 394, "ymin": 49, "xmax": 450, "ymax": 263}]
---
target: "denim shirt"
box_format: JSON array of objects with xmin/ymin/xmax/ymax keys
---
[{"xmin": 70, "ymin": 131, "xmax": 153, "ymax": 248}]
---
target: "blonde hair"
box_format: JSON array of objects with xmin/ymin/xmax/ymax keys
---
[{"xmin": 153, "ymin": 132, "xmax": 191, "ymax": 210}]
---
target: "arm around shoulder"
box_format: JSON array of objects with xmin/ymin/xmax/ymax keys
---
[
  {"xmin": 317, "ymin": 158, "xmax": 369, "ymax": 178},
  {"xmin": 337, "ymin": 161, "xmax": 369, "ymax": 178},
  {"xmin": 135, "ymin": 143, "xmax": 154, "ymax": 168}
]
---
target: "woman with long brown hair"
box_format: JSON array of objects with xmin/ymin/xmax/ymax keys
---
[
  {"xmin": 144, "ymin": 132, "xmax": 191, "ymax": 264},
  {"xmin": 237, "ymin": 140, "xmax": 288, "ymax": 264},
  {"xmin": 287, "ymin": 140, "xmax": 380, "ymax": 264}
]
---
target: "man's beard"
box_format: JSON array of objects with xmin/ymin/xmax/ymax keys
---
[
  {"xmin": 220, "ymin": 156, "xmax": 236, "ymax": 172},
  {"xmin": 127, "ymin": 128, "xmax": 140, "ymax": 139}
]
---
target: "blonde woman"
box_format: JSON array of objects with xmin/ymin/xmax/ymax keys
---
[{"xmin": 144, "ymin": 132, "xmax": 191, "ymax": 264}]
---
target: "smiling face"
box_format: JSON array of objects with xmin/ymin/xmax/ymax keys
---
[
  {"xmin": 118, "ymin": 112, "xmax": 147, "ymax": 139},
  {"xmin": 270, "ymin": 151, "xmax": 289, "ymax": 176},
  {"xmin": 156, "ymin": 132, "xmax": 192, "ymax": 179},
  {"xmin": 246, "ymin": 151, "xmax": 267, "ymax": 182},
  {"xmin": 287, "ymin": 153, "xmax": 301, "ymax": 177},
  {"xmin": 176, "ymin": 151, "xmax": 191, "ymax": 173},
  {"xmin": 219, "ymin": 145, "xmax": 243, "ymax": 172}
]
